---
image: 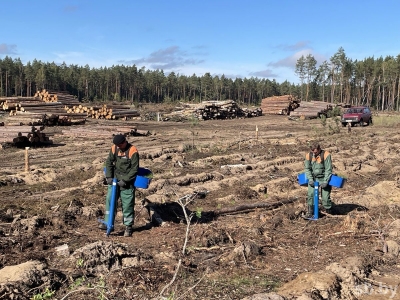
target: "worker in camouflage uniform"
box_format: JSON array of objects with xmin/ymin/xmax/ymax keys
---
[
  {"xmin": 304, "ymin": 144, "xmax": 333, "ymax": 217},
  {"xmin": 100, "ymin": 134, "xmax": 139, "ymax": 236}
]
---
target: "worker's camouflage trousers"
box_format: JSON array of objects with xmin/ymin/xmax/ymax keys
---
[
  {"xmin": 307, "ymin": 179, "xmax": 332, "ymax": 209},
  {"xmin": 104, "ymin": 185, "xmax": 135, "ymax": 226}
]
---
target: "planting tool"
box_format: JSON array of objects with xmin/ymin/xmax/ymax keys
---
[
  {"xmin": 302, "ymin": 181, "xmax": 319, "ymax": 221},
  {"xmin": 99, "ymin": 178, "xmax": 118, "ymax": 236}
]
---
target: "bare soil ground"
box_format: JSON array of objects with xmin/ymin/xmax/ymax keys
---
[{"xmin": 2, "ymin": 109, "xmax": 400, "ymax": 300}]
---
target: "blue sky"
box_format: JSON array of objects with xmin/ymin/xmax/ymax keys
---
[{"xmin": 1, "ymin": 0, "xmax": 400, "ymax": 84}]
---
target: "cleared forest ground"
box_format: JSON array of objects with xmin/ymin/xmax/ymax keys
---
[{"xmin": 1, "ymin": 110, "xmax": 400, "ymax": 299}]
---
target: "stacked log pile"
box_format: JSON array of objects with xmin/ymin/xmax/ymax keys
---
[
  {"xmin": 61, "ymin": 126, "xmax": 150, "ymax": 139},
  {"xmin": 34, "ymin": 89, "xmax": 80, "ymax": 106},
  {"xmin": 1, "ymin": 97, "xmax": 63, "ymax": 116},
  {"xmin": 0, "ymin": 125, "xmax": 53, "ymax": 146},
  {"xmin": 12, "ymin": 101, "xmax": 66, "ymax": 114},
  {"xmin": 260, "ymin": 95, "xmax": 300, "ymax": 115},
  {"xmin": 241, "ymin": 107, "xmax": 263, "ymax": 118},
  {"xmin": 1, "ymin": 97, "xmax": 41, "ymax": 110},
  {"xmin": 1, "ymin": 93, "xmax": 85, "ymax": 125},
  {"xmin": 289, "ymin": 100, "xmax": 334, "ymax": 119},
  {"xmin": 34, "ymin": 89, "xmax": 58, "ymax": 102},
  {"xmin": 196, "ymin": 100, "xmax": 262, "ymax": 120},
  {"xmin": 162, "ymin": 100, "xmax": 262, "ymax": 121},
  {"xmin": 3, "ymin": 114, "xmax": 85, "ymax": 127},
  {"xmin": 2, "ymin": 93, "xmax": 139, "ymax": 121},
  {"xmin": 65, "ymin": 103, "xmax": 140, "ymax": 120}
]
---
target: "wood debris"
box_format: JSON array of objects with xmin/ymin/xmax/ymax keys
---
[
  {"xmin": 61, "ymin": 126, "xmax": 150, "ymax": 139},
  {"xmin": 0, "ymin": 125, "xmax": 53, "ymax": 147}
]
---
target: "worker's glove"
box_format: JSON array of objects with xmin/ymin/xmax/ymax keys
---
[
  {"xmin": 106, "ymin": 177, "xmax": 113, "ymax": 185},
  {"xmin": 117, "ymin": 180, "xmax": 127, "ymax": 187},
  {"xmin": 308, "ymin": 180, "xmax": 314, "ymax": 187},
  {"xmin": 320, "ymin": 182, "xmax": 328, "ymax": 189}
]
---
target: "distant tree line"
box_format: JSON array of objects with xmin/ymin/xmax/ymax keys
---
[
  {"xmin": 2, "ymin": 47, "xmax": 399, "ymax": 111},
  {"xmin": 296, "ymin": 47, "xmax": 400, "ymax": 110},
  {"xmin": 0, "ymin": 56, "xmax": 297, "ymax": 106}
]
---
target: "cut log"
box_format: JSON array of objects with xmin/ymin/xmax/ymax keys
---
[{"xmin": 212, "ymin": 197, "xmax": 297, "ymax": 216}]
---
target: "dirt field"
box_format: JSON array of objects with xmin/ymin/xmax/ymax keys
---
[{"xmin": 2, "ymin": 109, "xmax": 400, "ymax": 300}]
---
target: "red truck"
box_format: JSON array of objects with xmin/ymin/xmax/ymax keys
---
[{"xmin": 341, "ymin": 106, "xmax": 372, "ymax": 127}]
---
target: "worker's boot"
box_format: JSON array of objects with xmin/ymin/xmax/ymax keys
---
[
  {"xmin": 304, "ymin": 205, "xmax": 314, "ymax": 218},
  {"xmin": 124, "ymin": 225, "xmax": 133, "ymax": 237}
]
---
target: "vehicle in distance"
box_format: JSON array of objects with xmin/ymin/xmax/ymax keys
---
[{"xmin": 341, "ymin": 106, "xmax": 372, "ymax": 127}]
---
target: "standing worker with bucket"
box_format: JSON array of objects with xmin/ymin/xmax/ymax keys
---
[
  {"xmin": 304, "ymin": 144, "xmax": 333, "ymax": 218},
  {"xmin": 100, "ymin": 134, "xmax": 139, "ymax": 237}
]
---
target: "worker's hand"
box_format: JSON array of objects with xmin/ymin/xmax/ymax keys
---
[
  {"xmin": 117, "ymin": 180, "xmax": 127, "ymax": 187},
  {"xmin": 309, "ymin": 180, "xmax": 314, "ymax": 187},
  {"xmin": 320, "ymin": 182, "xmax": 328, "ymax": 189},
  {"xmin": 106, "ymin": 177, "xmax": 113, "ymax": 185}
]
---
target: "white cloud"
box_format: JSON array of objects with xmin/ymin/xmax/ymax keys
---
[
  {"xmin": 0, "ymin": 43, "xmax": 17, "ymax": 55},
  {"xmin": 276, "ymin": 41, "xmax": 312, "ymax": 52},
  {"xmin": 249, "ymin": 69, "xmax": 278, "ymax": 78},
  {"xmin": 122, "ymin": 46, "xmax": 205, "ymax": 71},
  {"xmin": 269, "ymin": 49, "xmax": 328, "ymax": 69},
  {"xmin": 53, "ymin": 51, "xmax": 84, "ymax": 60}
]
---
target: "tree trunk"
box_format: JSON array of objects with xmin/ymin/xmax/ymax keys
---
[
  {"xmin": 5, "ymin": 70, "xmax": 8, "ymax": 97},
  {"xmin": 397, "ymin": 78, "xmax": 400, "ymax": 111},
  {"xmin": 330, "ymin": 67, "xmax": 335, "ymax": 103}
]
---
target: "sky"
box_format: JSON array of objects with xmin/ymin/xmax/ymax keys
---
[{"xmin": 1, "ymin": 0, "xmax": 400, "ymax": 84}]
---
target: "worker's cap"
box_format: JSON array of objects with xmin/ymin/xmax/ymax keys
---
[
  {"xmin": 113, "ymin": 134, "xmax": 126, "ymax": 145},
  {"xmin": 309, "ymin": 144, "xmax": 321, "ymax": 150}
]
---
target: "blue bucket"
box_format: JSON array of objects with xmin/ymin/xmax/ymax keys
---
[
  {"xmin": 328, "ymin": 174, "xmax": 345, "ymax": 188},
  {"xmin": 134, "ymin": 168, "xmax": 153, "ymax": 189},
  {"xmin": 297, "ymin": 172, "xmax": 309, "ymax": 186},
  {"xmin": 103, "ymin": 167, "xmax": 153, "ymax": 189}
]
